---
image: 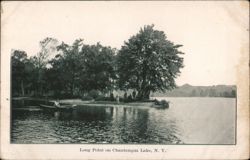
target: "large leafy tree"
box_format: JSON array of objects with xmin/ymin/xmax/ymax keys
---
[
  {"xmin": 45, "ymin": 54, "xmax": 65, "ymax": 96},
  {"xmin": 53, "ymin": 40, "xmax": 116, "ymax": 96},
  {"xmin": 11, "ymin": 50, "xmax": 28, "ymax": 96},
  {"xmin": 31, "ymin": 37, "xmax": 59, "ymax": 95},
  {"xmin": 79, "ymin": 43, "xmax": 116, "ymax": 93},
  {"xmin": 117, "ymin": 25, "xmax": 184, "ymax": 100},
  {"xmin": 11, "ymin": 50, "xmax": 36, "ymax": 96},
  {"xmin": 53, "ymin": 39, "xmax": 83, "ymax": 96}
]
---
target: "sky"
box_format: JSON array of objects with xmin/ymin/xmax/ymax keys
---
[{"xmin": 1, "ymin": 1, "xmax": 249, "ymax": 86}]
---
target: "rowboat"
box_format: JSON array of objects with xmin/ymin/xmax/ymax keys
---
[{"xmin": 39, "ymin": 104, "xmax": 77, "ymax": 111}]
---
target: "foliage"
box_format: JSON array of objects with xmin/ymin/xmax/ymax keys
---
[
  {"xmin": 29, "ymin": 37, "xmax": 59, "ymax": 95},
  {"xmin": 160, "ymin": 100, "xmax": 169, "ymax": 106},
  {"xmin": 154, "ymin": 99, "xmax": 169, "ymax": 108},
  {"xmin": 81, "ymin": 95, "xmax": 93, "ymax": 101},
  {"xmin": 11, "ymin": 50, "xmax": 28, "ymax": 96},
  {"xmin": 53, "ymin": 39, "xmax": 84, "ymax": 96},
  {"xmin": 95, "ymin": 95, "xmax": 111, "ymax": 101},
  {"xmin": 117, "ymin": 24, "xmax": 184, "ymax": 100},
  {"xmin": 11, "ymin": 25, "xmax": 185, "ymax": 100},
  {"xmin": 79, "ymin": 43, "xmax": 117, "ymax": 93},
  {"xmin": 46, "ymin": 39, "xmax": 116, "ymax": 97},
  {"xmin": 11, "ymin": 50, "xmax": 37, "ymax": 96},
  {"xmin": 88, "ymin": 90, "xmax": 100, "ymax": 99},
  {"xmin": 110, "ymin": 93, "xmax": 115, "ymax": 101}
]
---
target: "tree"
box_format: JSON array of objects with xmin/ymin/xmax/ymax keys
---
[
  {"xmin": 191, "ymin": 89, "xmax": 197, "ymax": 97},
  {"xmin": 32, "ymin": 37, "xmax": 59, "ymax": 95},
  {"xmin": 223, "ymin": 91, "xmax": 230, "ymax": 97},
  {"xmin": 231, "ymin": 90, "xmax": 236, "ymax": 98},
  {"xmin": 45, "ymin": 54, "xmax": 65, "ymax": 97},
  {"xmin": 11, "ymin": 50, "xmax": 36, "ymax": 96},
  {"xmin": 11, "ymin": 50, "xmax": 28, "ymax": 96},
  {"xmin": 208, "ymin": 88, "xmax": 216, "ymax": 97},
  {"xmin": 117, "ymin": 24, "xmax": 184, "ymax": 100},
  {"xmin": 55, "ymin": 39, "xmax": 83, "ymax": 96},
  {"xmin": 54, "ymin": 39, "xmax": 116, "ymax": 97},
  {"xmin": 79, "ymin": 42, "xmax": 116, "ymax": 94}
]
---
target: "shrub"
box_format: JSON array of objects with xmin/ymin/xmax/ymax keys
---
[
  {"xmin": 154, "ymin": 99, "xmax": 169, "ymax": 108},
  {"xmin": 127, "ymin": 95, "xmax": 133, "ymax": 102},
  {"xmin": 160, "ymin": 100, "xmax": 168, "ymax": 106},
  {"xmin": 95, "ymin": 96, "xmax": 110, "ymax": 101},
  {"xmin": 81, "ymin": 95, "xmax": 93, "ymax": 101},
  {"xmin": 154, "ymin": 99, "xmax": 160, "ymax": 105},
  {"xmin": 119, "ymin": 97, "xmax": 125, "ymax": 102},
  {"xmin": 88, "ymin": 90, "xmax": 99, "ymax": 99},
  {"xmin": 110, "ymin": 93, "xmax": 115, "ymax": 101}
]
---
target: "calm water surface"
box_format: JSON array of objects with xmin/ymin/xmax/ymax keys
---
[{"xmin": 11, "ymin": 97, "xmax": 236, "ymax": 144}]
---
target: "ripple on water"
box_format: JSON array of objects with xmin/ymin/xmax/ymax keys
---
[{"xmin": 11, "ymin": 98, "xmax": 235, "ymax": 144}]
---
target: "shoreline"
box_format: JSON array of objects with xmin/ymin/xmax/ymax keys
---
[
  {"xmin": 59, "ymin": 99, "xmax": 154, "ymax": 108},
  {"xmin": 12, "ymin": 97, "xmax": 155, "ymax": 108}
]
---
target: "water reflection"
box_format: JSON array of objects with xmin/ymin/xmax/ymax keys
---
[
  {"xmin": 11, "ymin": 100, "xmax": 182, "ymax": 144},
  {"xmin": 12, "ymin": 98, "xmax": 236, "ymax": 144}
]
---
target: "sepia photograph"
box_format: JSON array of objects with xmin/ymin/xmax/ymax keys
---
[{"xmin": 1, "ymin": 1, "xmax": 249, "ymax": 159}]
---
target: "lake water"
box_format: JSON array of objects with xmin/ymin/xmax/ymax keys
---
[{"xmin": 11, "ymin": 97, "xmax": 236, "ymax": 144}]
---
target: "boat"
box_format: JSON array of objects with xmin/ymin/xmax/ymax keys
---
[{"xmin": 39, "ymin": 102, "xmax": 77, "ymax": 111}]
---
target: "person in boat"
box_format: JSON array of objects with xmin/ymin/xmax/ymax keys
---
[{"xmin": 54, "ymin": 100, "xmax": 61, "ymax": 108}]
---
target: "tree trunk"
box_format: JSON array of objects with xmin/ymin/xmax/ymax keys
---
[
  {"xmin": 21, "ymin": 80, "xmax": 25, "ymax": 96},
  {"xmin": 38, "ymin": 69, "xmax": 43, "ymax": 96},
  {"xmin": 40, "ymin": 84, "xmax": 43, "ymax": 96},
  {"xmin": 137, "ymin": 90, "xmax": 143, "ymax": 100},
  {"xmin": 137, "ymin": 89, "xmax": 150, "ymax": 100},
  {"xmin": 143, "ymin": 89, "xmax": 150, "ymax": 100}
]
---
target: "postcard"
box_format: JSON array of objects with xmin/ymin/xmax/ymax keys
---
[{"xmin": 1, "ymin": 1, "xmax": 249, "ymax": 159}]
